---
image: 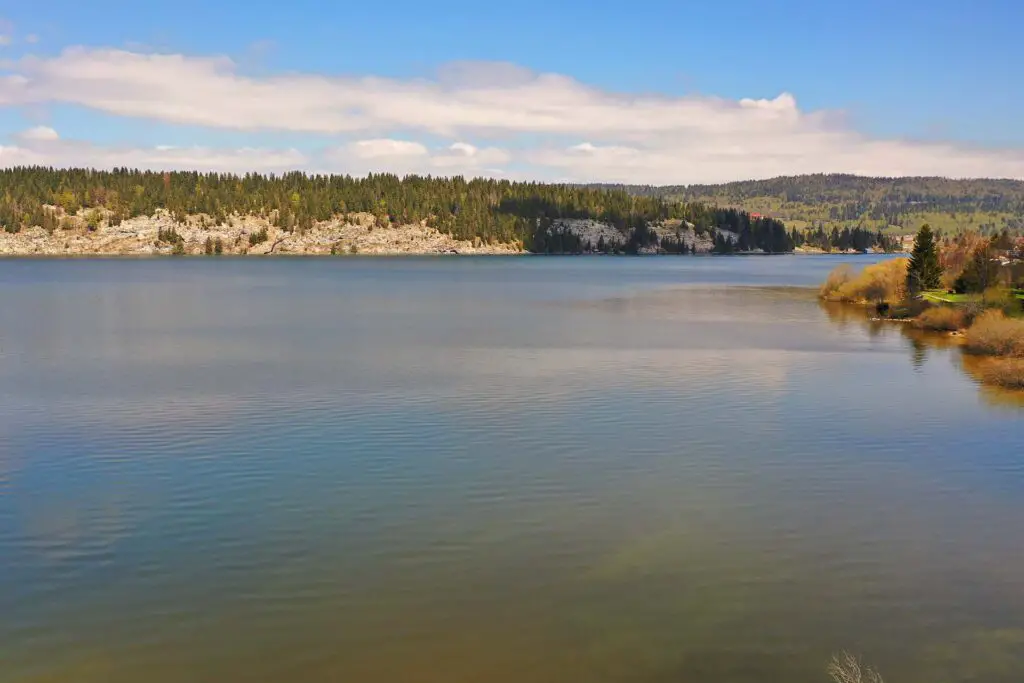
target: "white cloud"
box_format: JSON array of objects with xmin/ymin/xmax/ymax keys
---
[
  {"xmin": 0, "ymin": 48, "xmax": 854, "ymax": 141},
  {"xmin": 449, "ymin": 142, "xmax": 477, "ymax": 156},
  {"xmin": 323, "ymin": 138, "xmax": 511, "ymax": 176},
  {"xmin": 25, "ymin": 34, "xmax": 39, "ymax": 45},
  {"xmin": 349, "ymin": 138, "xmax": 428, "ymax": 159},
  {"xmin": 15, "ymin": 125, "xmax": 58, "ymax": 141},
  {"xmin": 1, "ymin": 47, "xmax": 1024, "ymax": 183},
  {"xmin": 0, "ymin": 133, "xmax": 307, "ymax": 172}
]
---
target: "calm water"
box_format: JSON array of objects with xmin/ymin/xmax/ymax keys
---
[{"xmin": 1, "ymin": 256, "xmax": 1022, "ymax": 683}]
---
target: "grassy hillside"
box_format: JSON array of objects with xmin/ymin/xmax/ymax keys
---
[{"xmin": 594, "ymin": 175, "xmax": 1024, "ymax": 236}]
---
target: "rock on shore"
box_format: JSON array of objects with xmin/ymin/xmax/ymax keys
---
[{"xmin": 0, "ymin": 210, "xmax": 522, "ymax": 256}]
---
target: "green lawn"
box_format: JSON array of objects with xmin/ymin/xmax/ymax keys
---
[{"xmin": 922, "ymin": 291, "xmax": 977, "ymax": 304}]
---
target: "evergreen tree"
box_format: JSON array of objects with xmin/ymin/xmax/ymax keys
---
[{"xmin": 906, "ymin": 224, "xmax": 942, "ymax": 292}]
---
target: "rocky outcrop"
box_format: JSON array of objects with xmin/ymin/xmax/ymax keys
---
[
  {"xmin": 551, "ymin": 217, "xmax": 731, "ymax": 254},
  {"xmin": 550, "ymin": 219, "xmax": 629, "ymax": 250},
  {"xmin": 0, "ymin": 210, "xmax": 522, "ymax": 256}
]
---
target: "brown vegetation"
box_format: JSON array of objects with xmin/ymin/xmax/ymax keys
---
[
  {"xmin": 963, "ymin": 310, "xmax": 1024, "ymax": 357},
  {"xmin": 828, "ymin": 652, "xmax": 883, "ymax": 683},
  {"xmin": 940, "ymin": 232, "xmax": 989, "ymax": 289},
  {"xmin": 913, "ymin": 305, "xmax": 969, "ymax": 332},
  {"xmin": 976, "ymin": 359, "xmax": 1024, "ymax": 389},
  {"xmin": 820, "ymin": 259, "xmax": 909, "ymax": 304},
  {"xmin": 981, "ymin": 286, "xmax": 1024, "ymax": 316},
  {"xmin": 819, "ymin": 264, "xmax": 852, "ymax": 299}
]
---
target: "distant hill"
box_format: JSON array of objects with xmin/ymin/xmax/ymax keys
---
[{"xmin": 591, "ymin": 174, "xmax": 1024, "ymax": 236}]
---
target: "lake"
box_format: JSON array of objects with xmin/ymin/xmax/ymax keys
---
[{"xmin": 0, "ymin": 256, "xmax": 1022, "ymax": 683}]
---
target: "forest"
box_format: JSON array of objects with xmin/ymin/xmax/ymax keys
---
[
  {"xmin": 0, "ymin": 167, "xmax": 794, "ymax": 254},
  {"xmin": 792, "ymin": 225, "xmax": 899, "ymax": 253},
  {"xmin": 595, "ymin": 174, "xmax": 1024, "ymax": 236}
]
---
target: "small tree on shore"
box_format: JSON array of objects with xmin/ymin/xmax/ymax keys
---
[
  {"xmin": 954, "ymin": 241, "xmax": 999, "ymax": 293},
  {"xmin": 906, "ymin": 224, "xmax": 942, "ymax": 293}
]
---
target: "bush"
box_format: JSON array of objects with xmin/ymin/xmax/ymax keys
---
[
  {"xmin": 157, "ymin": 226, "xmax": 183, "ymax": 244},
  {"xmin": 964, "ymin": 310, "xmax": 1024, "ymax": 357},
  {"xmin": 85, "ymin": 209, "xmax": 103, "ymax": 232},
  {"xmin": 977, "ymin": 358, "xmax": 1024, "ymax": 389},
  {"xmin": 914, "ymin": 305, "xmax": 968, "ymax": 331},
  {"xmin": 954, "ymin": 243, "xmax": 999, "ymax": 294},
  {"xmin": 248, "ymin": 228, "xmax": 268, "ymax": 246},
  {"xmin": 981, "ymin": 286, "xmax": 1023, "ymax": 316},
  {"xmin": 820, "ymin": 265, "xmax": 852, "ymax": 298},
  {"xmin": 822, "ymin": 259, "xmax": 909, "ymax": 304},
  {"xmin": 828, "ymin": 651, "xmax": 883, "ymax": 683}
]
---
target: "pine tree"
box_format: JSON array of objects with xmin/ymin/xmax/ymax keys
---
[{"xmin": 906, "ymin": 224, "xmax": 942, "ymax": 293}]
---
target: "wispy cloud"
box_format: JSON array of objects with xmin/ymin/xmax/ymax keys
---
[
  {"xmin": 1, "ymin": 128, "xmax": 307, "ymax": 172},
  {"xmin": 0, "ymin": 127, "xmax": 510, "ymax": 177},
  {"xmin": 14, "ymin": 125, "xmax": 58, "ymax": 141},
  {"xmin": 2, "ymin": 47, "xmax": 1024, "ymax": 183}
]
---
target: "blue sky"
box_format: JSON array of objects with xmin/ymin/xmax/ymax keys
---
[{"xmin": 1, "ymin": 0, "xmax": 1023, "ymax": 182}]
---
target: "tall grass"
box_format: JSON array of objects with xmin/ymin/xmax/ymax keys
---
[
  {"xmin": 820, "ymin": 259, "xmax": 908, "ymax": 304},
  {"xmin": 963, "ymin": 310, "xmax": 1024, "ymax": 357},
  {"xmin": 977, "ymin": 359, "xmax": 1024, "ymax": 389},
  {"xmin": 913, "ymin": 305, "xmax": 968, "ymax": 331}
]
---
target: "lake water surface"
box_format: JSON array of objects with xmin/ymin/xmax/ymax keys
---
[{"xmin": 1, "ymin": 256, "xmax": 1022, "ymax": 683}]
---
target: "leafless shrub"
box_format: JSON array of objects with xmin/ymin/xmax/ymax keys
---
[
  {"xmin": 977, "ymin": 358, "xmax": 1024, "ymax": 389},
  {"xmin": 965, "ymin": 310, "xmax": 1024, "ymax": 357},
  {"xmin": 913, "ymin": 305, "xmax": 968, "ymax": 331},
  {"xmin": 828, "ymin": 651, "xmax": 884, "ymax": 683},
  {"xmin": 820, "ymin": 265, "xmax": 852, "ymax": 298},
  {"xmin": 821, "ymin": 259, "xmax": 909, "ymax": 304}
]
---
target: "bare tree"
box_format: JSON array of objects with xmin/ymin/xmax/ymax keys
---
[{"xmin": 828, "ymin": 651, "xmax": 884, "ymax": 683}]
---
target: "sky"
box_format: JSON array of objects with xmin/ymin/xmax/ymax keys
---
[{"xmin": 1, "ymin": 0, "xmax": 1023, "ymax": 184}]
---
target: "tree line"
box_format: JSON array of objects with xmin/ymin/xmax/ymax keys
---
[
  {"xmin": 792, "ymin": 225, "xmax": 899, "ymax": 252},
  {"xmin": 599, "ymin": 174, "xmax": 1024, "ymax": 215},
  {"xmin": 0, "ymin": 167, "xmax": 793, "ymax": 254},
  {"xmin": 592, "ymin": 174, "xmax": 1024, "ymax": 237}
]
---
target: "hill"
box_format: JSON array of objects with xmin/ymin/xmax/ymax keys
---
[
  {"xmin": 593, "ymin": 175, "xmax": 1024, "ymax": 236},
  {"xmin": 0, "ymin": 167, "xmax": 793, "ymax": 256}
]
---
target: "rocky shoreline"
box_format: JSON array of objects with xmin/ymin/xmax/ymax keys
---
[
  {"xmin": 0, "ymin": 210, "xmax": 522, "ymax": 257},
  {"xmin": 0, "ymin": 210, "xmax": 771, "ymax": 258}
]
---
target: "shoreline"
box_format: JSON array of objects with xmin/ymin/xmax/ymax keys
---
[
  {"xmin": 0, "ymin": 209, "xmax": 904, "ymax": 259},
  {"xmin": 0, "ymin": 249, "xmax": 894, "ymax": 259}
]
